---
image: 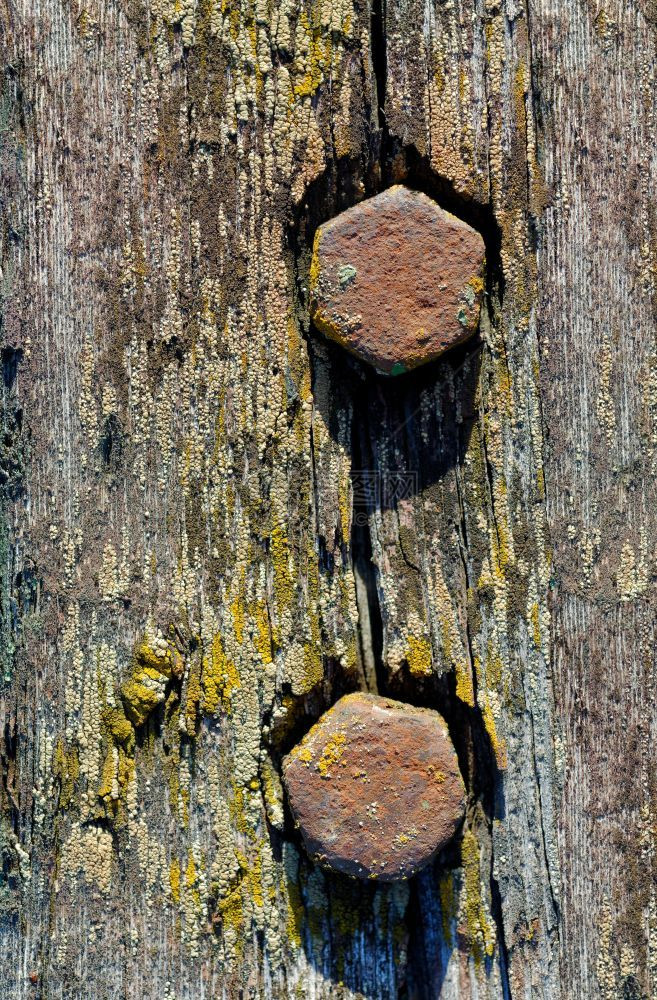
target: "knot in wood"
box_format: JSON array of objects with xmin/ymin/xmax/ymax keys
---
[
  {"xmin": 282, "ymin": 693, "xmax": 465, "ymax": 881},
  {"xmin": 309, "ymin": 185, "xmax": 486, "ymax": 376}
]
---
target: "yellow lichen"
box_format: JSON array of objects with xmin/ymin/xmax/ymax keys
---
[
  {"xmin": 481, "ymin": 696, "xmax": 507, "ymax": 770},
  {"xmin": 406, "ymin": 632, "xmax": 433, "ymax": 677},
  {"xmin": 484, "ymin": 641, "xmax": 504, "ymax": 692},
  {"xmin": 292, "ymin": 745, "xmax": 313, "ymax": 765},
  {"xmin": 462, "ymin": 828, "xmax": 496, "ymax": 965},
  {"xmin": 252, "ymin": 600, "xmax": 273, "ymax": 664},
  {"xmin": 201, "ymin": 632, "xmax": 240, "ymax": 715},
  {"xmin": 271, "ymin": 522, "xmax": 294, "ymax": 615},
  {"xmin": 466, "ymin": 274, "xmax": 485, "ymax": 299},
  {"xmin": 231, "ymin": 595, "xmax": 245, "ymax": 646},
  {"xmin": 309, "ymin": 229, "xmax": 322, "ymax": 295},
  {"xmin": 236, "ymin": 848, "xmax": 264, "ymax": 909},
  {"xmin": 302, "ymin": 640, "xmax": 324, "ymax": 690},
  {"xmin": 530, "ymin": 601, "xmax": 541, "ymax": 648},
  {"xmin": 293, "ymin": 13, "xmax": 331, "ymax": 99},
  {"xmin": 216, "ymin": 883, "xmax": 244, "ymax": 936},
  {"xmin": 285, "ymin": 876, "xmax": 304, "ymax": 949},
  {"xmin": 170, "ymin": 858, "xmax": 181, "ymax": 903},
  {"xmin": 121, "ymin": 675, "xmax": 166, "ymax": 727},
  {"xmin": 102, "ymin": 706, "xmax": 134, "ymax": 747},
  {"xmin": 134, "ymin": 638, "xmax": 182, "ymax": 679},
  {"xmin": 317, "ymin": 731, "xmax": 346, "ymax": 777},
  {"xmin": 120, "ymin": 637, "xmax": 182, "ymax": 727},
  {"xmin": 98, "ymin": 747, "xmax": 117, "ymax": 801},
  {"xmin": 184, "ymin": 656, "xmax": 202, "ymax": 731},
  {"xmin": 456, "ymin": 657, "xmax": 475, "ymax": 707}
]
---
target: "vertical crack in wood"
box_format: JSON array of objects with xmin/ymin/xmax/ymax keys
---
[
  {"xmin": 370, "ymin": 0, "xmax": 388, "ymax": 140},
  {"xmin": 489, "ymin": 874, "xmax": 512, "ymax": 1000},
  {"xmin": 520, "ymin": 664, "xmax": 561, "ymax": 930},
  {"xmin": 458, "ymin": 382, "xmax": 514, "ymax": 998},
  {"xmin": 350, "ymin": 404, "xmax": 384, "ymax": 695}
]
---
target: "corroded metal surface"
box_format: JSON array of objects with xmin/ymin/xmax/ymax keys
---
[
  {"xmin": 283, "ymin": 693, "xmax": 465, "ymax": 880},
  {"xmin": 309, "ymin": 186, "xmax": 485, "ymax": 375}
]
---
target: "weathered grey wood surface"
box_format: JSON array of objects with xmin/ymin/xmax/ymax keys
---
[
  {"xmin": 0, "ymin": 0, "xmax": 652, "ymax": 997},
  {"xmin": 533, "ymin": 2, "xmax": 657, "ymax": 997}
]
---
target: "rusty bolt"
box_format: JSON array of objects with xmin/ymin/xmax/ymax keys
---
[
  {"xmin": 309, "ymin": 185, "xmax": 486, "ymax": 376},
  {"xmin": 282, "ymin": 692, "xmax": 465, "ymax": 881}
]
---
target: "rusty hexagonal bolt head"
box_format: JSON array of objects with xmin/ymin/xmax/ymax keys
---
[
  {"xmin": 309, "ymin": 185, "xmax": 486, "ymax": 376},
  {"xmin": 282, "ymin": 692, "xmax": 465, "ymax": 881}
]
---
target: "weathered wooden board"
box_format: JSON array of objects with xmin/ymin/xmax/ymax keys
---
[
  {"xmin": 0, "ymin": 0, "xmax": 651, "ymax": 997},
  {"xmin": 532, "ymin": 1, "xmax": 657, "ymax": 996}
]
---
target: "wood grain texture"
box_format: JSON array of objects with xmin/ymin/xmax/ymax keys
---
[
  {"xmin": 0, "ymin": 0, "xmax": 647, "ymax": 997},
  {"xmin": 532, "ymin": 1, "xmax": 657, "ymax": 996}
]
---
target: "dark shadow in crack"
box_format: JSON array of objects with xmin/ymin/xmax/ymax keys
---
[{"xmin": 279, "ymin": 144, "xmax": 509, "ymax": 1000}]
